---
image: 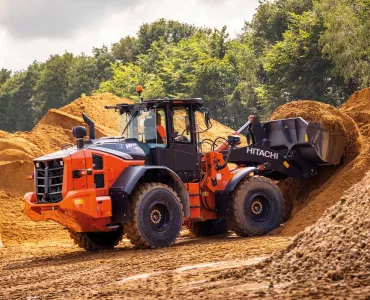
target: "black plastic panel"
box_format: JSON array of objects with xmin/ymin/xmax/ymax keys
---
[
  {"xmin": 92, "ymin": 154, "xmax": 103, "ymax": 170},
  {"xmin": 215, "ymin": 191, "xmax": 232, "ymax": 219},
  {"xmin": 94, "ymin": 174, "xmax": 105, "ymax": 188},
  {"xmin": 110, "ymin": 191, "xmax": 130, "ymax": 223}
]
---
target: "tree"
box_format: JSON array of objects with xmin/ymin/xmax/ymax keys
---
[
  {"xmin": 138, "ymin": 33, "xmax": 212, "ymax": 97},
  {"xmin": 67, "ymin": 55, "xmax": 101, "ymax": 101},
  {"xmin": 0, "ymin": 63, "xmax": 41, "ymax": 131},
  {"xmin": 33, "ymin": 53, "xmax": 74, "ymax": 115},
  {"xmin": 244, "ymin": 0, "xmax": 313, "ymax": 54},
  {"xmin": 0, "ymin": 68, "xmax": 11, "ymax": 88},
  {"xmin": 97, "ymin": 63, "xmax": 166, "ymax": 100},
  {"xmin": 210, "ymin": 26, "xmax": 229, "ymax": 59},
  {"xmin": 226, "ymin": 40, "xmax": 264, "ymax": 121},
  {"xmin": 112, "ymin": 36, "xmax": 139, "ymax": 64},
  {"xmin": 137, "ymin": 19, "xmax": 200, "ymax": 52},
  {"xmin": 262, "ymin": 11, "xmax": 350, "ymax": 112},
  {"xmin": 92, "ymin": 45, "xmax": 115, "ymax": 82},
  {"xmin": 192, "ymin": 58, "xmax": 238, "ymax": 127},
  {"xmin": 315, "ymin": 0, "xmax": 370, "ymax": 88}
]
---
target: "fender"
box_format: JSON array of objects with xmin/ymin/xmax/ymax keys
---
[
  {"xmin": 225, "ymin": 167, "xmax": 258, "ymax": 192},
  {"xmin": 214, "ymin": 166, "xmax": 258, "ymax": 219},
  {"xmin": 109, "ymin": 166, "xmax": 190, "ymax": 222}
]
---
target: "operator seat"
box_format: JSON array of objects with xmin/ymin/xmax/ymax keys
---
[
  {"xmin": 144, "ymin": 117, "xmax": 164, "ymax": 144},
  {"xmin": 144, "ymin": 118, "xmax": 157, "ymax": 143}
]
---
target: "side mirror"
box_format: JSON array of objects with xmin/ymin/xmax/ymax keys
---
[
  {"xmin": 185, "ymin": 116, "xmax": 190, "ymax": 135},
  {"xmin": 204, "ymin": 109, "xmax": 211, "ymax": 129}
]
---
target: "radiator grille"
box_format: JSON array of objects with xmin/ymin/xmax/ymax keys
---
[{"xmin": 35, "ymin": 159, "xmax": 64, "ymax": 203}]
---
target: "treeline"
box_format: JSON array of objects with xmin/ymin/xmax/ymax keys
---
[{"xmin": 1, "ymin": 0, "xmax": 369, "ymax": 132}]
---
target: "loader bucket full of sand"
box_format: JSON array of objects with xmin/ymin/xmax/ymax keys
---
[{"xmin": 263, "ymin": 117, "xmax": 346, "ymax": 165}]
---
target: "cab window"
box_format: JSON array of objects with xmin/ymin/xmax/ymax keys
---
[
  {"xmin": 173, "ymin": 107, "xmax": 191, "ymax": 143},
  {"xmin": 120, "ymin": 108, "xmax": 167, "ymax": 148}
]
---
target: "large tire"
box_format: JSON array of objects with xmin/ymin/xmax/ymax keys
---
[
  {"xmin": 188, "ymin": 219, "xmax": 228, "ymax": 237},
  {"xmin": 124, "ymin": 183, "xmax": 183, "ymax": 249},
  {"xmin": 69, "ymin": 226, "xmax": 124, "ymax": 251},
  {"xmin": 229, "ymin": 176, "xmax": 284, "ymax": 237}
]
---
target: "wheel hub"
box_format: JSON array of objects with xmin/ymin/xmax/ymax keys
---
[
  {"xmin": 150, "ymin": 209, "xmax": 162, "ymax": 224},
  {"xmin": 251, "ymin": 201, "xmax": 263, "ymax": 215}
]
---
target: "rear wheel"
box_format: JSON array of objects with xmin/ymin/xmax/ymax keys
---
[
  {"xmin": 124, "ymin": 183, "xmax": 183, "ymax": 249},
  {"xmin": 229, "ymin": 176, "xmax": 284, "ymax": 237},
  {"xmin": 69, "ymin": 226, "xmax": 124, "ymax": 251},
  {"xmin": 188, "ymin": 219, "xmax": 228, "ymax": 237}
]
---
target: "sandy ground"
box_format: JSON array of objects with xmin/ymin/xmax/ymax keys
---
[{"xmin": 0, "ymin": 233, "xmax": 291, "ymax": 299}]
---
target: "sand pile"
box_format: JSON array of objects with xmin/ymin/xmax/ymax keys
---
[
  {"xmin": 0, "ymin": 189, "xmax": 69, "ymax": 245},
  {"xmin": 340, "ymin": 87, "xmax": 370, "ymax": 137},
  {"xmin": 270, "ymin": 100, "xmax": 366, "ymax": 235},
  {"xmin": 220, "ymin": 171, "xmax": 370, "ymax": 298}
]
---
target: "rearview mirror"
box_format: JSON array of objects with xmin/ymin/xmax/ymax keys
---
[{"xmin": 204, "ymin": 109, "xmax": 211, "ymax": 129}]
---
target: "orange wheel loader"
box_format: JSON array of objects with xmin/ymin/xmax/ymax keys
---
[{"xmin": 24, "ymin": 96, "xmax": 345, "ymax": 250}]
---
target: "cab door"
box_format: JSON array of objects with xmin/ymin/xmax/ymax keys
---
[{"xmin": 172, "ymin": 107, "xmax": 200, "ymax": 182}]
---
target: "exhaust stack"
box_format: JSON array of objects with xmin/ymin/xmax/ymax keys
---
[{"xmin": 82, "ymin": 113, "xmax": 96, "ymax": 140}]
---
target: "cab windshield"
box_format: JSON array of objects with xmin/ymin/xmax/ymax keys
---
[{"xmin": 120, "ymin": 108, "xmax": 167, "ymax": 148}]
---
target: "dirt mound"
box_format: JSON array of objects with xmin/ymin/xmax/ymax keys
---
[
  {"xmin": 59, "ymin": 93, "xmax": 130, "ymax": 131},
  {"xmin": 269, "ymin": 100, "xmax": 366, "ymax": 235},
  {"xmin": 0, "ymin": 189, "xmax": 69, "ymax": 245},
  {"xmin": 340, "ymin": 88, "xmax": 370, "ymax": 135}
]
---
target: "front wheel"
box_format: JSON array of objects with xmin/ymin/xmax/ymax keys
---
[
  {"xmin": 124, "ymin": 183, "xmax": 183, "ymax": 249},
  {"xmin": 229, "ymin": 176, "xmax": 284, "ymax": 237},
  {"xmin": 69, "ymin": 226, "xmax": 124, "ymax": 251}
]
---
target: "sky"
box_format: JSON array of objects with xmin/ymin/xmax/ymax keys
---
[{"xmin": 0, "ymin": 0, "xmax": 260, "ymax": 71}]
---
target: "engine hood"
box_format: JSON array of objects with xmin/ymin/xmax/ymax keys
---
[
  {"xmin": 86, "ymin": 137, "xmax": 147, "ymax": 160},
  {"xmin": 33, "ymin": 138, "xmax": 148, "ymax": 162},
  {"xmin": 34, "ymin": 148, "xmax": 78, "ymax": 161}
]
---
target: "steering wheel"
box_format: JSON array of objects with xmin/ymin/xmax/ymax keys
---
[{"xmin": 174, "ymin": 129, "xmax": 189, "ymax": 142}]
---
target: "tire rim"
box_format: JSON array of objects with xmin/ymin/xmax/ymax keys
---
[
  {"xmin": 148, "ymin": 202, "xmax": 171, "ymax": 232},
  {"xmin": 247, "ymin": 193, "xmax": 271, "ymax": 222}
]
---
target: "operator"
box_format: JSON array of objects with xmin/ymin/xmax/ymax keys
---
[{"xmin": 156, "ymin": 111, "xmax": 166, "ymax": 144}]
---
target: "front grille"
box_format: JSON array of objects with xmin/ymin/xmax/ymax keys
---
[{"xmin": 35, "ymin": 159, "xmax": 64, "ymax": 203}]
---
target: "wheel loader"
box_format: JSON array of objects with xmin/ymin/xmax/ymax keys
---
[{"xmin": 24, "ymin": 94, "xmax": 345, "ymax": 250}]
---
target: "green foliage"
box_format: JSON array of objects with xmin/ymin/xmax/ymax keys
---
[
  {"xmin": 0, "ymin": 63, "xmax": 41, "ymax": 131},
  {"xmin": 0, "ymin": 68, "xmax": 11, "ymax": 88},
  {"xmin": 112, "ymin": 36, "xmax": 140, "ymax": 64},
  {"xmin": 97, "ymin": 63, "xmax": 166, "ymax": 100},
  {"xmin": 1, "ymin": 7, "xmax": 368, "ymax": 133},
  {"xmin": 210, "ymin": 26, "xmax": 229, "ymax": 59},
  {"xmin": 262, "ymin": 10, "xmax": 351, "ymax": 112},
  {"xmin": 315, "ymin": 0, "xmax": 370, "ymax": 88},
  {"xmin": 137, "ymin": 18, "xmax": 202, "ymax": 52}
]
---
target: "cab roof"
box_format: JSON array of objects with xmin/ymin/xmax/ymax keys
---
[{"xmin": 105, "ymin": 98, "xmax": 204, "ymax": 114}]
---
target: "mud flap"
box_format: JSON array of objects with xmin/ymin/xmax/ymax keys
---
[
  {"xmin": 215, "ymin": 191, "xmax": 232, "ymax": 219},
  {"xmin": 109, "ymin": 191, "xmax": 130, "ymax": 223}
]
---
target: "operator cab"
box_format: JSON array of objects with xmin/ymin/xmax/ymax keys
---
[{"xmin": 113, "ymin": 98, "xmax": 210, "ymax": 182}]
